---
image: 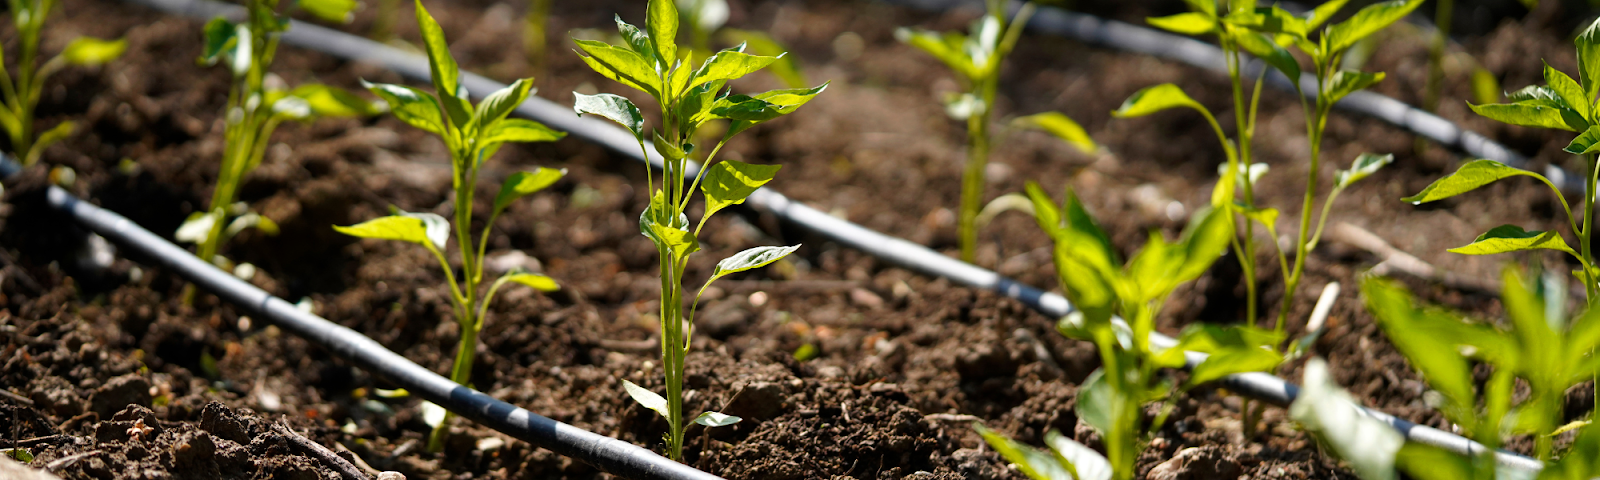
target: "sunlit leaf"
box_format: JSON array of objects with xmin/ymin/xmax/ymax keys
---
[
  {"xmin": 473, "ymin": 78, "xmax": 536, "ymax": 131},
  {"xmin": 1447, "ymin": 225, "xmax": 1575, "ymax": 257},
  {"xmin": 691, "ymin": 411, "xmax": 741, "ymax": 427},
  {"xmin": 1013, "ymin": 112, "xmax": 1097, "ymax": 153},
  {"xmin": 493, "ymin": 167, "xmax": 566, "ymax": 214},
  {"xmin": 647, "ymin": 0, "xmax": 679, "ymax": 65},
  {"xmin": 1401, "ymin": 159, "xmax": 1549, "ymax": 204},
  {"xmin": 622, "ymin": 379, "xmax": 670, "ymax": 420},
  {"xmin": 711, "ymin": 244, "xmax": 801, "ymax": 281},
  {"xmin": 62, "ymin": 37, "xmax": 126, "ymax": 66},
  {"xmin": 1147, "ymin": 12, "xmax": 1215, "ymax": 35},
  {"xmin": 1325, "ymin": 0, "xmax": 1426, "ymax": 55},
  {"xmin": 363, "ymin": 80, "xmax": 445, "ymax": 135},
  {"xmin": 1335, "ymin": 153, "xmax": 1393, "ymax": 189},
  {"xmin": 974, "ymin": 424, "xmax": 1074, "ymax": 480},
  {"xmin": 702, "ymin": 160, "xmax": 781, "ymax": 218},
  {"xmin": 1470, "ymin": 101, "xmax": 1587, "ymax": 132},
  {"xmin": 1112, "ymin": 84, "xmax": 1205, "ymax": 118},
  {"xmin": 506, "ymin": 272, "xmax": 559, "ymax": 292},
  {"xmin": 298, "ymin": 0, "xmax": 357, "ymax": 23},
  {"xmin": 334, "ymin": 214, "xmax": 446, "ymax": 250},
  {"xmin": 1288, "ymin": 358, "xmax": 1402, "ymax": 480}
]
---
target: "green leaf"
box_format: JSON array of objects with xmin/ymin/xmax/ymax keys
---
[
  {"xmin": 1578, "ymin": 18, "xmax": 1600, "ymax": 104},
  {"xmin": 1239, "ymin": 205, "xmax": 1279, "ymax": 231},
  {"xmin": 573, "ymin": 92, "xmax": 646, "ymax": 142},
  {"xmin": 1305, "ymin": 0, "xmax": 1352, "ymax": 29},
  {"xmin": 613, "ymin": 15, "xmax": 660, "ymax": 67},
  {"xmin": 482, "ymin": 118, "xmax": 564, "ymax": 145},
  {"xmin": 1335, "ymin": 153, "xmax": 1393, "ymax": 189},
  {"xmin": 1324, "ymin": 0, "xmax": 1425, "ymax": 55},
  {"xmin": 722, "ymin": 83, "xmax": 829, "ymax": 138},
  {"xmin": 1567, "ymin": 125, "xmax": 1600, "ymax": 154},
  {"xmin": 1325, "ymin": 70, "xmax": 1385, "ymax": 105},
  {"xmin": 1287, "ymin": 358, "xmax": 1402, "ymax": 480},
  {"xmin": 710, "ymin": 244, "xmax": 801, "ymax": 281},
  {"xmin": 200, "ymin": 19, "xmax": 251, "ymax": 76},
  {"xmin": 1012, "ymin": 112, "xmax": 1097, "ymax": 153},
  {"xmin": 1470, "ymin": 100, "xmax": 1588, "ymax": 132},
  {"xmin": 413, "ymin": 0, "xmax": 462, "ymax": 125},
  {"xmin": 1394, "ymin": 444, "xmax": 1475, "ymax": 480},
  {"xmin": 1222, "ymin": 7, "xmax": 1307, "ymax": 37},
  {"xmin": 691, "ymin": 48, "xmax": 780, "ymax": 90},
  {"xmin": 621, "ymin": 379, "xmax": 670, "ymax": 420},
  {"xmin": 1361, "ymin": 278, "xmax": 1477, "ymax": 420},
  {"xmin": 1147, "ymin": 12, "xmax": 1215, "ymax": 35},
  {"xmin": 506, "ymin": 272, "xmax": 559, "ymax": 292},
  {"xmin": 1187, "ymin": 346, "xmax": 1282, "ymax": 387},
  {"xmin": 1174, "ymin": 206, "xmax": 1235, "ymax": 283},
  {"xmin": 493, "ymin": 167, "xmax": 566, "ymax": 214},
  {"xmin": 895, "ymin": 28, "xmax": 978, "ymax": 80},
  {"xmin": 1026, "ymin": 183, "xmax": 1118, "ymax": 314},
  {"xmin": 62, "ymin": 37, "xmax": 126, "ymax": 66},
  {"xmin": 472, "ymin": 78, "xmax": 536, "ymax": 131},
  {"xmin": 175, "ymin": 210, "xmax": 220, "ymax": 245},
  {"xmin": 289, "ymin": 84, "xmax": 382, "ymax": 117},
  {"xmin": 363, "ymin": 80, "xmax": 445, "ymax": 135},
  {"xmin": 1235, "ymin": 31, "xmax": 1300, "ymax": 82},
  {"xmin": 1447, "ymin": 225, "xmax": 1575, "ymax": 257},
  {"xmin": 224, "ymin": 212, "xmax": 277, "ymax": 238},
  {"xmin": 1544, "ymin": 61, "xmax": 1589, "ymax": 122},
  {"xmin": 1112, "ymin": 83, "xmax": 1205, "ymax": 118},
  {"xmin": 974, "ymin": 424, "xmax": 1074, "ymax": 480},
  {"xmin": 691, "ymin": 411, "xmax": 742, "ymax": 428},
  {"xmin": 702, "ymin": 160, "xmax": 781, "ymax": 218},
  {"xmin": 2, "ymin": 447, "xmax": 33, "ymax": 463},
  {"xmin": 722, "ymin": 29, "xmax": 807, "ymax": 88},
  {"xmin": 1043, "ymin": 430, "xmax": 1113, "ymax": 480},
  {"xmin": 297, "ymin": 0, "xmax": 357, "ymax": 23},
  {"xmin": 334, "ymin": 214, "xmax": 447, "ymax": 250},
  {"xmin": 1402, "ymin": 159, "xmax": 1547, "ymax": 204},
  {"xmin": 574, "ymin": 39, "xmax": 663, "ymax": 98},
  {"xmin": 1471, "ymin": 68, "xmax": 1501, "ymax": 105},
  {"xmin": 31, "ymin": 120, "xmax": 74, "ymax": 154},
  {"xmin": 1074, "ymin": 369, "xmax": 1114, "ymax": 435},
  {"xmin": 647, "ymin": 0, "xmax": 679, "ymax": 65}
]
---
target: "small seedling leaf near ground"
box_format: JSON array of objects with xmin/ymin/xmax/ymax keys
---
[
  {"xmin": 691, "ymin": 411, "xmax": 742, "ymax": 428},
  {"xmin": 1112, "ymin": 83, "xmax": 1203, "ymax": 118},
  {"xmin": 420, "ymin": 401, "xmax": 447, "ymax": 428},
  {"xmin": 494, "ymin": 168, "xmax": 566, "ymax": 214},
  {"xmin": 1288, "ymin": 358, "xmax": 1403, "ymax": 480},
  {"xmin": 505, "ymin": 273, "xmax": 559, "ymax": 292},
  {"xmin": 1401, "ymin": 159, "xmax": 1547, "ymax": 204},
  {"xmin": 1335, "ymin": 153, "xmax": 1394, "ymax": 189},
  {"xmin": 702, "ymin": 160, "xmax": 782, "ymax": 218},
  {"xmin": 1361, "ymin": 278, "xmax": 1477, "ymax": 419},
  {"xmin": 574, "ymin": 92, "xmax": 645, "ymax": 140},
  {"xmin": 712, "ymin": 244, "xmax": 801, "ymax": 281},
  {"xmin": 1044, "ymin": 430, "xmax": 1113, "ymax": 480},
  {"xmin": 62, "ymin": 37, "xmax": 127, "ymax": 66},
  {"xmin": 363, "ymin": 80, "xmax": 446, "ymax": 135},
  {"xmin": 2, "ymin": 447, "xmax": 33, "ymax": 463},
  {"xmin": 335, "ymin": 214, "xmax": 445, "ymax": 250},
  {"xmin": 974, "ymin": 423, "xmax": 1076, "ymax": 480},
  {"xmin": 623, "ymin": 379, "xmax": 670, "ymax": 420},
  {"xmin": 1074, "ymin": 369, "xmax": 1114, "ymax": 436},
  {"xmin": 1013, "ymin": 112, "xmax": 1097, "ymax": 153},
  {"xmin": 1448, "ymin": 225, "xmax": 1576, "ymax": 257}
]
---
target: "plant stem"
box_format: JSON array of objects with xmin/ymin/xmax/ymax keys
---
[
  {"xmin": 958, "ymin": 102, "xmax": 990, "ymax": 264},
  {"xmin": 1585, "ymin": 153, "xmax": 1598, "ymax": 421},
  {"xmin": 1226, "ymin": 41, "xmax": 1260, "ymax": 332},
  {"xmin": 427, "ymin": 309, "xmax": 479, "ymax": 450},
  {"xmin": 1280, "ymin": 67, "xmax": 1330, "ymax": 339}
]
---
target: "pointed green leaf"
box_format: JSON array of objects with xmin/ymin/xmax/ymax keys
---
[
  {"xmin": 1187, "ymin": 346, "xmax": 1282, "ymax": 387},
  {"xmin": 1335, "ymin": 153, "xmax": 1393, "ymax": 189},
  {"xmin": 175, "ymin": 210, "xmax": 220, "ymax": 245},
  {"xmin": 1235, "ymin": 31, "xmax": 1300, "ymax": 82},
  {"xmin": 1361, "ymin": 278, "xmax": 1477, "ymax": 419},
  {"xmin": 621, "ymin": 379, "xmax": 670, "ymax": 420},
  {"xmin": 691, "ymin": 48, "xmax": 780, "ymax": 90},
  {"xmin": 1567, "ymin": 125, "xmax": 1600, "ymax": 154},
  {"xmin": 472, "ymin": 78, "xmax": 535, "ymax": 131},
  {"xmin": 1324, "ymin": 0, "xmax": 1425, "ymax": 55},
  {"xmin": 1012, "ymin": 112, "xmax": 1097, "ymax": 153},
  {"xmin": 289, "ymin": 84, "xmax": 382, "ymax": 117},
  {"xmin": 691, "ymin": 411, "xmax": 742, "ymax": 427},
  {"xmin": 506, "ymin": 272, "xmax": 559, "ymax": 292},
  {"xmin": 1305, "ymin": 0, "xmax": 1351, "ymax": 29},
  {"xmin": 298, "ymin": 0, "xmax": 357, "ymax": 23},
  {"xmin": 722, "ymin": 29, "xmax": 807, "ymax": 88},
  {"xmin": 1043, "ymin": 430, "xmax": 1113, "ymax": 480},
  {"xmin": 1401, "ymin": 159, "xmax": 1546, "ymax": 204},
  {"xmin": 31, "ymin": 120, "xmax": 74, "ymax": 153},
  {"xmin": 1174, "ymin": 206, "xmax": 1235, "ymax": 282},
  {"xmin": 895, "ymin": 28, "xmax": 979, "ymax": 80},
  {"xmin": 1147, "ymin": 12, "xmax": 1215, "ymax": 35},
  {"xmin": 482, "ymin": 118, "xmax": 564, "ymax": 145},
  {"xmin": 62, "ymin": 37, "xmax": 126, "ymax": 66},
  {"xmin": 974, "ymin": 424, "xmax": 1074, "ymax": 480},
  {"xmin": 647, "ymin": 0, "xmax": 679, "ymax": 65},
  {"xmin": 1240, "ymin": 205, "xmax": 1279, "ymax": 231},
  {"xmin": 1446, "ymin": 225, "xmax": 1576, "ymax": 257},
  {"xmin": 493, "ymin": 167, "xmax": 566, "ymax": 214},
  {"xmin": 1074, "ymin": 369, "xmax": 1114, "ymax": 435},
  {"xmin": 573, "ymin": 92, "xmax": 644, "ymax": 140},
  {"xmin": 363, "ymin": 80, "xmax": 445, "ymax": 135},
  {"xmin": 1545, "ymin": 62, "xmax": 1588, "ymax": 121},
  {"xmin": 613, "ymin": 15, "xmax": 659, "ymax": 66},
  {"xmin": 574, "ymin": 39, "xmax": 662, "ymax": 98},
  {"xmin": 722, "ymin": 83, "xmax": 828, "ymax": 138},
  {"xmin": 702, "ymin": 160, "xmax": 781, "ymax": 218},
  {"xmin": 413, "ymin": 0, "xmax": 461, "ymax": 118},
  {"xmin": 1578, "ymin": 18, "xmax": 1600, "ymax": 103},
  {"xmin": 1288, "ymin": 358, "xmax": 1402, "ymax": 480},
  {"xmin": 1471, "ymin": 100, "xmax": 1588, "ymax": 132},
  {"xmin": 1325, "ymin": 70, "xmax": 1385, "ymax": 105},
  {"xmin": 1222, "ymin": 7, "xmax": 1307, "ymax": 37},
  {"xmin": 1112, "ymin": 83, "xmax": 1205, "ymax": 118},
  {"xmin": 711, "ymin": 244, "xmax": 800, "ymax": 281},
  {"xmin": 334, "ymin": 215, "xmax": 443, "ymax": 250},
  {"xmin": 199, "ymin": 17, "xmax": 238, "ymax": 67}
]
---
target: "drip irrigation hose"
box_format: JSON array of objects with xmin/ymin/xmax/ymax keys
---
[
  {"xmin": 113, "ymin": 0, "xmax": 1544, "ymax": 473},
  {"xmin": 885, "ymin": 0, "xmax": 1580, "ymax": 194},
  {"xmin": 41, "ymin": 185, "xmax": 723, "ymax": 480}
]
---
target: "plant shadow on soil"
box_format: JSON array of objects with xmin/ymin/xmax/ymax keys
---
[{"xmin": 1, "ymin": 0, "xmax": 1596, "ymax": 479}]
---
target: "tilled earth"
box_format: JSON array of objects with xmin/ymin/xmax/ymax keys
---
[{"xmin": 1, "ymin": 0, "xmax": 1591, "ymax": 479}]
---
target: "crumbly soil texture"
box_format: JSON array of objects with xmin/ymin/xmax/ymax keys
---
[{"xmin": 1, "ymin": 0, "xmax": 1589, "ymax": 479}]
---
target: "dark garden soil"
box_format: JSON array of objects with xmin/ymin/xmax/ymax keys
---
[{"xmin": 1, "ymin": 0, "xmax": 1592, "ymax": 479}]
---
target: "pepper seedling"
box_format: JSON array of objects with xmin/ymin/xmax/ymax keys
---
[
  {"xmin": 336, "ymin": 0, "xmax": 566, "ymax": 452},
  {"xmin": 572, "ymin": 0, "xmax": 825, "ymax": 461},
  {"xmin": 179, "ymin": 0, "xmax": 377, "ymax": 301},
  {"xmin": 895, "ymin": 0, "xmax": 1037, "ymax": 264},
  {"xmin": 977, "ymin": 181, "xmax": 1282, "ymax": 480},
  {"xmin": 2, "ymin": 0, "xmax": 127, "ymax": 166}
]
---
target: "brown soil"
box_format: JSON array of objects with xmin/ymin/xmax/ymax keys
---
[{"xmin": 1, "ymin": 0, "xmax": 1588, "ymax": 479}]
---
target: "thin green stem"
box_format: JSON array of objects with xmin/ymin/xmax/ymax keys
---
[{"xmin": 1280, "ymin": 66, "xmax": 1331, "ymax": 340}]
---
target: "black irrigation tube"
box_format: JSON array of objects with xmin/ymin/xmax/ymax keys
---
[
  {"xmin": 97, "ymin": 0, "xmax": 1544, "ymax": 474},
  {"xmin": 887, "ymin": 0, "xmax": 1583, "ymax": 194},
  {"xmin": 43, "ymin": 186, "xmax": 722, "ymax": 480}
]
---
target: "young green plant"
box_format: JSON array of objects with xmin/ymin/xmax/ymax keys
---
[
  {"xmin": 179, "ymin": 0, "xmax": 376, "ymax": 296},
  {"xmin": 2, "ymin": 0, "xmax": 127, "ymax": 166},
  {"xmin": 335, "ymin": 0, "xmax": 566, "ymax": 452},
  {"xmin": 1365, "ymin": 270, "xmax": 1600, "ymax": 464},
  {"xmin": 571, "ymin": 0, "xmax": 826, "ymax": 461},
  {"xmin": 896, "ymin": 0, "xmax": 1036, "ymax": 263},
  {"xmin": 976, "ymin": 182, "xmax": 1282, "ymax": 480}
]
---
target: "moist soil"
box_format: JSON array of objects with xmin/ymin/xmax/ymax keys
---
[{"xmin": 0, "ymin": 0, "xmax": 1591, "ymax": 479}]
